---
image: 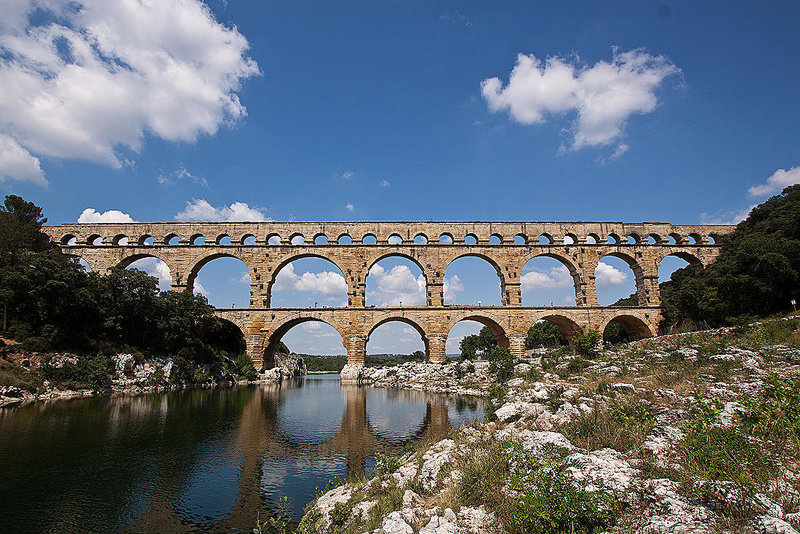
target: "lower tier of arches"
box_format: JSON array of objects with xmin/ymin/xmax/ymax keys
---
[{"xmin": 215, "ymin": 306, "xmax": 661, "ymax": 370}]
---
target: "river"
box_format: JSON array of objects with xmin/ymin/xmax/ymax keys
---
[{"xmin": 0, "ymin": 374, "xmax": 485, "ymax": 532}]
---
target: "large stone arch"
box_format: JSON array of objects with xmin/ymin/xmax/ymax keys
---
[
  {"xmin": 600, "ymin": 313, "xmax": 656, "ymax": 341},
  {"xmin": 521, "ymin": 252, "xmax": 584, "ymax": 305},
  {"xmin": 364, "ymin": 252, "xmax": 430, "ymax": 307},
  {"xmin": 264, "ymin": 317, "xmax": 347, "ymax": 368},
  {"xmin": 267, "ymin": 252, "xmax": 349, "ymax": 307},
  {"xmin": 597, "ymin": 250, "xmax": 647, "ymax": 304},
  {"xmin": 366, "ymin": 316, "xmax": 430, "ymax": 357},
  {"xmin": 537, "ymin": 313, "xmax": 583, "ymax": 342},
  {"xmin": 443, "ymin": 252, "xmax": 505, "ymax": 283},
  {"xmin": 185, "ymin": 251, "xmax": 252, "ymax": 295},
  {"xmin": 446, "ymin": 313, "xmax": 510, "ymax": 349}
]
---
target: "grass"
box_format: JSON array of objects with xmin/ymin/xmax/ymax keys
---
[{"xmin": 560, "ymin": 396, "xmax": 656, "ymax": 453}]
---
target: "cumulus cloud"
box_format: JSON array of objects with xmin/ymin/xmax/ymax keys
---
[
  {"xmin": 521, "ymin": 265, "xmax": 572, "ymax": 291},
  {"xmin": 0, "ymin": 0, "xmax": 259, "ymax": 184},
  {"xmin": 379, "ymin": 179, "xmax": 391, "ymax": 187},
  {"xmin": 193, "ymin": 279, "xmax": 209, "ymax": 297},
  {"xmin": 78, "ymin": 208, "xmax": 136, "ymax": 223},
  {"xmin": 443, "ymin": 274, "xmax": 464, "ymax": 302},
  {"xmin": 596, "ymin": 262, "xmax": 627, "ymax": 287},
  {"xmin": 481, "ymin": 48, "xmax": 679, "ymax": 154},
  {"xmin": 175, "ymin": 199, "xmax": 269, "ymax": 221},
  {"xmin": 748, "ymin": 166, "xmax": 800, "ymax": 197},
  {"xmin": 346, "ymin": 202, "xmax": 355, "ymax": 212},
  {"xmin": 273, "ymin": 263, "xmax": 348, "ymax": 297},
  {"xmin": 367, "ymin": 264, "xmax": 426, "ymax": 306},
  {"xmin": 700, "ymin": 205, "xmax": 756, "ymax": 225}
]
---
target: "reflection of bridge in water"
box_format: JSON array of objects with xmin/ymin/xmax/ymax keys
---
[
  {"xmin": 44, "ymin": 220, "xmax": 735, "ymax": 368},
  {"xmin": 129, "ymin": 379, "xmax": 465, "ymax": 530}
]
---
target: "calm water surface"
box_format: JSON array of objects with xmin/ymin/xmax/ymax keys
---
[{"xmin": 0, "ymin": 374, "xmax": 484, "ymax": 532}]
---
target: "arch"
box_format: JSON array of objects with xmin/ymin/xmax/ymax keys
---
[
  {"xmin": 139, "ymin": 235, "xmax": 154, "ymax": 246},
  {"xmin": 606, "ymin": 233, "xmax": 620, "ymax": 245},
  {"xmin": 514, "ymin": 234, "xmax": 527, "ymax": 245},
  {"xmin": 186, "ymin": 253, "xmax": 250, "ymax": 304},
  {"xmin": 538, "ymin": 233, "xmax": 553, "ymax": 245},
  {"xmin": 647, "ymin": 233, "xmax": 661, "ymax": 245},
  {"xmin": 362, "ymin": 233, "xmax": 377, "ymax": 245},
  {"xmin": 366, "ymin": 254, "xmax": 427, "ymax": 306},
  {"xmin": 269, "ymin": 254, "xmax": 348, "ymax": 308},
  {"xmin": 190, "ymin": 233, "xmax": 205, "ymax": 245},
  {"xmin": 290, "ymin": 233, "xmax": 306, "ymax": 245},
  {"xmin": 413, "ymin": 233, "xmax": 428, "ymax": 245},
  {"xmin": 264, "ymin": 317, "xmax": 346, "ymax": 369},
  {"xmin": 668, "ymin": 232, "xmax": 683, "ymax": 245},
  {"xmin": 444, "ymin": 255, "xmax": 503, "ymax": 306},
  {"xmin": 602, "ymin": 314, "xmax": 654, "ymax": 343},
  {"xmin": 521, "ymin": 253, "xmax": 582, "ymax": 306},
  {"xmin": 439, "ymin": 233, "xmax": 454, "ymax": 244},
  {"xmin": 586, "ymin": 233, "xmax": 599, "ymax": 244},
  {"xmin": 464, "ymin": 234, "xmax": 478, "ymax": 245},
  {"xmin": 213, "ymin": 318, "xmax": 247, "ymax": 357},
  {"xmin": 266, "ymin": 233, "xmax": 281, "ymax": 245},
  {"xmin": 529, "ymin": 315, "xmax": 582, "ymax": 345},
  {"xmin": 707, "ymin": 234, "xmax": 720, "ymax": 245},
  {"xmin": 366, "ymin": 317, "xmax": 429, "ymax": 356},
  {"xmin": 337, "ymin": 233, "xmax": 352, "ymax": 245},
  {"xmin": 314, "ymin": 234, "xmax": 329, "ymax": 245},
  {"xmin": 488, "ymin": 233, "xmax": 502, "ymax": 245},
  {"xmin": 122, "ymin": 255, "xmax": 173, "ymax": 292},
  {"xmin": 658, "ymin": 251, "xmax": 703, "ymax": 283},
  {"xmin": 388, "ymin": 234, "xmax": 403, "ymax": 245},
  {"xmin": 61, "ymin": 234, "xmax": 77, "ymax": 246},
  {"xmin": 563, "ymin": 233, "xmax": 577, "ymax": 245},
  {"xmin": 216, "ymin": 233, "xmax": 231, "ymax": 245},
  {"xmin": 448, "ymin": 314, "xmax": 509, "ymax": 349},
  {"xmin": 165, "ymin": 233, "xmax": 180, "ymax": 245},
  {"xmin": 87, "ymin": 234, "xmax": 103, "ymax": 246},
  {"xmin": 687, "ymin": 232, "xmax": 701, "ymax": 245},
  {"xmin": 626, "ymin": 233, "xmax": 640, "ymax": 245},
  {"xmin": 595, "ymin": 252, "xmax": 641, "ymax": 306},
  {"xmin": 112, "ymin": 234, "xmax": 128, "ymax": 246}
]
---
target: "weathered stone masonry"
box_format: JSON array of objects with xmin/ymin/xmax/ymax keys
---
[{"xmin": 44, "ymin": 220, "xmax": 734, "ymax": 369}]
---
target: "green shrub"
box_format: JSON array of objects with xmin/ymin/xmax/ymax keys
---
[
  {"xmin": 40, "ymin": 354, "xmax": 111, "ymax": 390},
  {"xmin": 236, "ymin": 353, "xmax": 258, "ymax": 380},
  {"xmin": 741, "ymin": 372, "xmax": 800, "ymax": 444},
  {"xmin": 488, "ymin": 346, "xmax": 514, "ymax": 381},
  {"xmin": 573, "ymin": 328, "xmax": 602, "ymax": 359},
  {"xmin": 373, "ymin": 453, "xmax": 402, "ymax": 476}
]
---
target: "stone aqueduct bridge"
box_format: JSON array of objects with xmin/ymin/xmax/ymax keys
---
[{"xmin": 44, "ymin": 220, "xmax": 734, "ymax": 369}]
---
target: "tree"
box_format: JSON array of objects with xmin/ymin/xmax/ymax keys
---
[
  {"xmin": 525, "ymin": 321, "xmax": 568, "ymax": 349},
  {"xmin": 460, "ymin": 326, "xmax": 497, "ymax": 359}
]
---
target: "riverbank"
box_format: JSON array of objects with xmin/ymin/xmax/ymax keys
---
[
  {"xmin": 299, "ymin": 315, "xmax": 800, "ymax": 533},
  {"xmin": 0, "ymin": 347, "xmax": 307, "ymax": 407}
]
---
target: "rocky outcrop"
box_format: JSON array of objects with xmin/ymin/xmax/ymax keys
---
[
  {"xmin": 339, "ymin": 361, "xmax": 490, "ymax": 397},
  {"xmin": 261, "ymin": 352, "xmax": 306, "ymax": 380}
]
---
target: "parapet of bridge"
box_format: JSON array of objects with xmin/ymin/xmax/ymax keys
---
[{"xmin": 44, "ymin": 220, "xmax": 735, "ymax": 368}]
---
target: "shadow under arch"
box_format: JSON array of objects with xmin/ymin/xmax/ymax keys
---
[
  {"xmin": 601, "ymin": 314, "xmax": 654, "ymax": 343},
  {"xmin": 366, "ymin": 316, "xmax": 430, "ymax": 358},
  {"xmin": 186, "ymin": 252, "xmax": 250, "ymax": 295},
  {"xmin": 448, "ymin": 314, "xmax": 510, "ymax": 349},
  {"xmin": 214, "ymin": 317, "xmax": 247, "ymax": 355},
  {"xmin": 537, "ymin": 314, "xmax": 582, "ymax": 343},
  {"xmin": 264, "ymin": 317, "xmax": 346, "ymax": 369},
  {"xmin": 268, "ymin": 253, "xmax": 348, "ymax": 307},
  {"xmin": 661, "ymin": 250, "xmax": 704, "ymax": 268}
]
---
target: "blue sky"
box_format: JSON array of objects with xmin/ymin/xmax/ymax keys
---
[{"xmin": 2, "ymin": 1, "xmax": 799, "ymax": 355}]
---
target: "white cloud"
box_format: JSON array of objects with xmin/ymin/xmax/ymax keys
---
[
  {"xmin": 379, "ymin": 179, "xmax": 391, "ymax": 187},
  {"xmin": 0, "ymin": 0, "xmax": 259, "ymax": 184},
  {"xmin": 595, "ymin": 262, "xmax": 627, "ymax": 287},
  {"xmin": 193, "ymin": 279, "xmax": 209, "ymax": 297},
  {"xmin": 341, "ymin": 170, "xmax": 354, "ymax": 179},
  {"xmin": 237, "ymin": 271, "xmax": 251, "ymax": 284},
  {"xmin": 521, "ymin": 265, "xmax": 572, "ymax": 291},
  {"xmin": 367, "ymin": 264, "xmax": 426, "ymax": 306},
  {"xmin": 157, "ymin": 164, "xmax": 207, "ymax": 186},
  {"xmin": 748, "ymin": 166, "xmax": 800, "ymax": 197},
  {"xmin": 273, "ymin": 263, "xmax": 347, "ymax": 296},
  {"xmin": 127, "ymin": 257, "xmax": 171, "ymax": 291},
  {"xmin": 175, "ymin": 199, "xmax": 268, "ymax": 221},
  {"xmin": 443, "ymin": 274, "xmax": 464, "ymax": 302},
  {"xmin": 346, "ymin": 202, "xmax": 355, "ymax": 212},
  {"xmin": 0, "ymin": 133, "xmax": 46, "ymax": 185},
  {"xmin": 481, "ymin": 48, "xmax": 679, "ymax": 154},
  {"xmin": 78, "ymin": 208, "xmax": 136, "ymax": 223},
  {"xmin": 700, "ymin": 205, "xmax": 756, "ymax": 225}
]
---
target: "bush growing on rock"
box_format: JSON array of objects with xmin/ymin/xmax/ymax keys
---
[
  {"xmin": 488, "ymin": 346, "xmax": 514, "ymax": 381},
  {"xmin": 573, "ymin": 328, "xmax": 602, "ymax": 359}
]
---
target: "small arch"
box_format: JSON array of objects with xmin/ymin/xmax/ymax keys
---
[
  {"xmin": 290, "ymin": 233, "xmax": 306, "ymax": 245},
  {"xmin": 514, "ymin": 234, "xmax": 527, "ymax": 245},
  {"xmin": 242, "ymin": 234, "xmax": 257, "ymax": 245},
  {"xmin": 413, "ymin": 233, "xmax": 428, "ymax": 245},
  {"xmin": 464, "ymin": 234, "xmax": 478, "ymax": 245},
  {"xmin": 626, "ymin": 233, "xmax": 640, "ymax": 245},
  {"xmin": 190, "ymin": 234, "xmax": 205, "ymax": 245},
  {"xmin": 314, "ymin": 234, "xmax": 329, "ymax": 245},
  {"xmin": 388, "ymin": 234, "xmax": 403, "ymax": 245},
  {"xmin": 112, "ymin": 234, "xmax": 128, "ymax": 246},
  {"xmin": 687, "ymin": 233, "xmax": 701, "ymax": 245},
  {"xmin": 216, "ymin": 234, "xmax": 231, "ymax": 245},
  {"xmin": 363, "ymin": 233, "xmax": 377, "ymax": 245},
  {"xmin": 87, "ymin": 234, "xmax": 103, "ymax": 246},
  {"xmin": 439, "ymin": 233, "xmax": 454, "ymax": 244},
  {"xmin": 488, "ymin": 234, "xmax": 502, "ymax": 245},
  {"xmin": 606, "ymin": 233, "xmax": 620, "ymax": 245},
  {"xmin": 647, "ymin": 233, "xmax": 661, "ymax": 245},
  {"xmin": 267, "ymin": 234, "xmax": 281, "ymax": 245},
  {"xmin": 139, "ymin": 235, "xmax": 154, "ymax": 246},
  {"xmin": 165, "ymin": 233, "xmax": 180, "ymax": 245},
  {"xmin": 668, "ymin": 233, "xmax": 682, "ymax": 245},
  {"xmin": 61, "ymin": 234, "xmax": 77, "ymax": 246},
  {"xmin": 586, "ymin": 233, "xmax": 599, "ymax": 244},
  {"xmin": 538, "ymin": 233, "xmax": 553, "ymax": 245},
  {"xmin": 337, "ymin": 234, "xmax": 353, "ymax": 245},
  {"xmin": 563, "ymin": 233, "xmax": 577, "ymax": 245},
  {"xmin": 603, "ymin": 315, "xmax": 654, "ymax": 344},
  {"xmin": 707, "ymin": 234, "xmax": 718, "ymax": 245}
]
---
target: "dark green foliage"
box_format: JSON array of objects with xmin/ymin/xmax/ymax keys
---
[
  {"xmin": 303, "ymin": 355, "xmax": 347, "ymax": 372},
  {"xmin": 460, "ymin": 326, "xmax": 497, "ymax": 359},
  {"xmin": 488, "ymin": 346, "xmax": 514, "ymax": 381},
  {"xmin": 603, "ymin": 294, "xmax": 638, "ymax": 344},
  {"xmin": 661, "ymin": 184, "xmax": 800, "ymax": 327},
  {"xmin": 573, "ymin": 328, "xmax": 602, "ymax": 358},
  {"xmin": 741, "ymin": 372, "xmax": 800, "ymax": 444},
  {"xmin": 40, "ymin": 354, "xmax": 112, "ymax": 391},
  {"xmin": 525, "ymin": 321, "xmax": 568, "ymax": 349},
  {"xmin": 235, "ymin": 353, "xmax": 258, "ymax": 380}
]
